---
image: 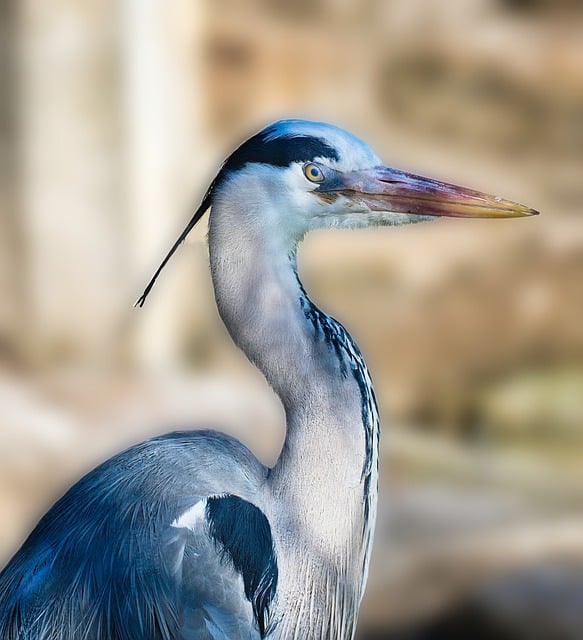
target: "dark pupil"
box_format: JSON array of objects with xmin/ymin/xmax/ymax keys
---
[{"xmin": 310, "ymin": 167, "xmax": 319, "ymax": 177}]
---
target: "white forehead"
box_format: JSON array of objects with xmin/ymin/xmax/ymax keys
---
[{"xmin": 263, "ymin": 119, "xmax": 382, "ymax": 172}]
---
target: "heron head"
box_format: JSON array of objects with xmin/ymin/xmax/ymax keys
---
[
  {"xmin": 214, "ymin": 119, "xmax": 538, "ymax": 232},
  {"xmin": 136, "ymin": 119, "xmax": 538, "ymax": 306}
]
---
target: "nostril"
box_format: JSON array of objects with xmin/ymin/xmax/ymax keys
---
[{"xmin": 377, "ymin": 178, "xmax": 401, "ymax": 184}]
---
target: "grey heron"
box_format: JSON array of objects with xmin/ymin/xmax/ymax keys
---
[{"xmin": 0, "ymin": 120, "xmax": 537, "ymax": 639}]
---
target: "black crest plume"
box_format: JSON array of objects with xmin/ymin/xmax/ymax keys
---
[{"xmin": 134, "ymin": 185, "xmax": 214, "ymax": 308}]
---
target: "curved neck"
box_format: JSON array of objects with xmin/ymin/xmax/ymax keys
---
[
  {"xmin": 208, "ymin": 185, "xmax": 379, "ymax": 637},
  {"xmin": 208, "ymin": 180, "xmax": 323, "ymax": 410},
  {"xmin": 208, "ymin": 188, "xmax": 365, "ymax": 434}
]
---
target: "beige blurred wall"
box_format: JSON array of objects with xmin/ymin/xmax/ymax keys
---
[
  {"xmin": 16, "ymin": 0, "xmax": 124, "ymax": 365},
  {"xmin": 1, "ymin": 1, "xmax": 211, "ymax": 370}
]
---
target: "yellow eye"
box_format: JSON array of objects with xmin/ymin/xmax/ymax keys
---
[{"xmin": 303, "ymin": 163, "xmax": 324, "ymax": 183}]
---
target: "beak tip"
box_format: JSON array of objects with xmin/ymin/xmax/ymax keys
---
[{"xmin": 522, "ymin": 206, "xmax": 540, "ymax": 218}]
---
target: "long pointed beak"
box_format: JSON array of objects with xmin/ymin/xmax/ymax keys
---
[{"xmin": 333, "ymin": 166, "xmax": 539, "ymax": 219}]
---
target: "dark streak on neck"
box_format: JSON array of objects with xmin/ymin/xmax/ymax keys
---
[{"xmin": 293, "ymin": 272, "xmax": 379, "ymax": 532}]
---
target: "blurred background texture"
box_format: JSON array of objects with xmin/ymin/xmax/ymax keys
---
[{"xmin": 1, "ymin": 0, "xmax": 583, "ymax": 637}]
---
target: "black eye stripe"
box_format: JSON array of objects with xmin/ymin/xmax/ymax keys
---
[{"xmin": 221, "ymin": 132, "xmax": 339, "ymax": 174}]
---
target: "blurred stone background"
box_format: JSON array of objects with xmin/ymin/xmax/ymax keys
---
[{"xmin": 1, "ymin": 0, "xmax": 582, "ymax": 637}]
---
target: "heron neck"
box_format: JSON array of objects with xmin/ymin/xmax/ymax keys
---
[
  {"xmin": 208, "ymin": 198, "xmax": 369, "ymax": 459},
  {"xmin": 208, "ymin": 194, "xmax": 378, "ymax": 636}
]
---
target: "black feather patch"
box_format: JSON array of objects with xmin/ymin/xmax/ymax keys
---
[
  {"xmin": 221, "ymin": 128, "xmax": 339, "ymax": 174},
  {"xmin": 206, "ymin": 495, "xmax": 278, "ymax": 637}
]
